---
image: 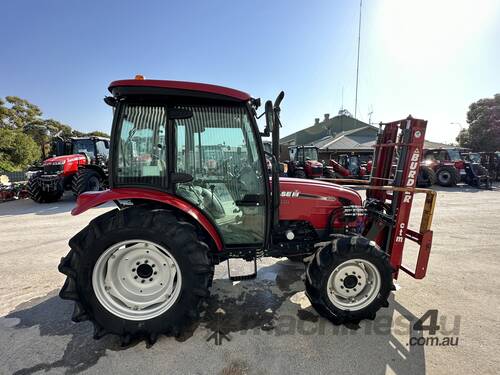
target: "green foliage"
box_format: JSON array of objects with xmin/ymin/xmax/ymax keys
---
[
  {"xmin": 0, "ymin": 128, "xmax": 41, "ymax": 171},
  {"xmin": 455, "ymin": 128, "xmax": 471, "ymax": 149},
  {"xmin": 1, "ymin": 96, "xmax": 42, "ymax": 129},
  {"xmin": 0, "ymin": 96, "xmax": 110, "ymax": 164},
  {"xmin": 458, "ymin": 94, "xmax": 500, "ymax": 151}
]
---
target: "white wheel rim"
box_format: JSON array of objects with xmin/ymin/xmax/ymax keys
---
[
  {"xmin": 92, "ymin": 239, "xmax": 182, "ymax": 321},
  {"xmin": 326, "ymin": 258, "xmax": 381, "ymax": 312}
]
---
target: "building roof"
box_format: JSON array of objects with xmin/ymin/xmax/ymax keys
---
[
  {"xmin": 109, "ymin": 79, "xmax": 251, "ymax": 101},
  {"xmin": 312, "ymin": 126, "xmax": 378, "ymax": 151},
  {"xmin": 280, "ymin": 114, "xmax": 371, "ymax": 145}
]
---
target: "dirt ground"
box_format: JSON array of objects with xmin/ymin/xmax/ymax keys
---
[{"xmin": 0, "ymin": 184, "xmax": 499, "ymax": 375}]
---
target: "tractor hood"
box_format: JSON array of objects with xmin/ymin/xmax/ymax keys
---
[
  {"xmin": 279, "ymin": 177, "xmax": 362, "ymax": 205},
  {"xmin": 43, "ymin": 154, "xmax": 87, "ymax": 165},
  {"xmin": 305, "ymin": 160, "xmax": 323, "ymax": 168}
]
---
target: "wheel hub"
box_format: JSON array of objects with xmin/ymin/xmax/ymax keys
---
[
  {"xmin": 327, "ymin": 258, "xmax": 381, "ymax": 311},
  {"xmin": 92, "ymin": 240, "xmax": 182, "ymax": 321},
  {"xmin": 136, "ymin": 263, "xmax": 154, "ymax": 279}
]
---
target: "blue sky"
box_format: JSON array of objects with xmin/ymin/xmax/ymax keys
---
[{"xmin": 1, "ymin": 0, "xmax": 499, "ymax": 143}]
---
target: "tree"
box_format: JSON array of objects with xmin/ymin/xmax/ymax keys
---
[
  {"xmin": 0, "ymin": 128, "xmax": 41, "ymax": 171},
  {"xmin": 1, "ymin": 96, "xmax": 42, "ymax": 129},
  {"xmin": 455, "ymin": 128, "xmax": 471, "ymax": 149},
  {"xmin": 457, "ymin": 94, "xmax": 500, "ymax": 151}
]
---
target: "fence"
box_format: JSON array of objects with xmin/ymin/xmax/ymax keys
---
[{"xmin": 0, "ymin": 170, "xmax": 28, "ymax": 183}]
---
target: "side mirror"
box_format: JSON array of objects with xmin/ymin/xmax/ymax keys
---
[{"xmin": 265, "ymin": 100, "xmax": 274, "ymax": 133}]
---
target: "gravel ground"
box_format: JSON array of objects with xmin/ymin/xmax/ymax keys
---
[{"xmin": 0, "ymin": 184, "xmax": 499, "ymax": 375}]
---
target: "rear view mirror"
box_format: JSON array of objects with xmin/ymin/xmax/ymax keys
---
[{"xmin": 265, "ymin": 100, "xmax": 274, "ymax": 133}]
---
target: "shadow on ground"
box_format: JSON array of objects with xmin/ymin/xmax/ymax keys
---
[{"xmin": 3, "ymin": 260, "xmax": 425, "ymax": 375}]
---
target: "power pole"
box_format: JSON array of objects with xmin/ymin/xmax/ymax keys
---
[{"xmin": 354, "ymin": 0, "xmax": 362, "ymax": 120}]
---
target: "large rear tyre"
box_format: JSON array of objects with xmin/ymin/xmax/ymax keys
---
[
  {"xmin": 416, "ymin": 166, "xmax": 437, "ymax": 188},
  {"xmin": 27, "ymin": 172, "xmax": 63, "ymax": 203},
  {"xmin": 305, "ymin": 236, "xmax": 393, "ymax": 324},
  {"xmin": 58, "ymin": 207, "xmax": 214, "ymax": 344},
  {"xmin": 72, "ymin": 169, "xmax": 103, "ymax": 197},
  {"xmin": 436, "ymin": 165, "xmax": 458, "ymax": 187}
]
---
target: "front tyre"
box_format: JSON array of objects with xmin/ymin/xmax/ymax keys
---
[
  {"xmin": 294, "ymin": 169, "xmax": 307, "ymax": 179},
  {"xmin": 28, "ymin": 172, "xmax": 64, "ymax": 203},
  {"xmin": 58, "ymin": 207, "xmax": 214, "ymax": 344},
  {"xmin": 305, "ymin": 236, "xmax": 393, "ymax": 324}
]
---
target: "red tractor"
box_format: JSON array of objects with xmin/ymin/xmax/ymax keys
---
[
  {"xmin": 28, "ymin": 136, "xmax": 109, "ymax": 203},
  {"xmin": 328, "ymin": 153, "xmax": 371, "ymax": 179},
  {"xmin": 422, "ymin": 148, "xmax": 465, "ymax": 187},
  {"xmin": 59, "ymin": 78, "xmax": 436, "ymax": 344},
  {"xmin": 286, "ymin": 145, "xmax": 334, "ymax": 178}
]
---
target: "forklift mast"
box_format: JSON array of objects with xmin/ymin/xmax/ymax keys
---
[{"xmin": 365, "ymin": 117, "xmax": 436, "ymax": 279}]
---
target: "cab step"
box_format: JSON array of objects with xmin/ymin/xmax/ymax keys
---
[{"xmin": 226, "ymin": 257, "xmax": 257, "ymax": 281}]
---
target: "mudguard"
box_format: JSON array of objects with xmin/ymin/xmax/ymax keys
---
[{"xmin": 72, "ymin": 188, "xmax": 223, "ymax": 251}]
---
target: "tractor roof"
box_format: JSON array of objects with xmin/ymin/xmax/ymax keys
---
[
  {"xmin": 70, "ymin": 136, "xmax": 110, "ymax": 141},
  {"xmin": 109, "ymin": 79, "xmax": 252, "ymax": 102}
]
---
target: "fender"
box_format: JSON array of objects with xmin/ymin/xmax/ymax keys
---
[{"xmin": 72, "ymin": 188, "xmax": 223, "ymax": 251}]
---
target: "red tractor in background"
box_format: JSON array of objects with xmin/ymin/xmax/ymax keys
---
[
  {"xmin": 329, "ymin": 153, "xmax": 372, "ymax": 179},
  {"xmin": 422, "ymin": 148, "xmax": 465, "ymax": 187},
  {"xmin": 286, "ymin": 145, "xmax": 335, "ymax": 178},
  {"xmin": 28, "ymin": 136, "xmax": 109, "ymax": 203},
  {"xmin": 59, "ymin": 78, "xmax": 436, "ymax": 345}
]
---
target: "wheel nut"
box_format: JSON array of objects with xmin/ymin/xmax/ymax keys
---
[
  {"xmin": 149, "ymin": 278, "xmax": 153, "ymax": 281},
  {"xmin": 145, "ymin": 260, "xmax": 148, "ymax": 264},
  {"xmin": 136, "ymin": 261, "xmax": 140, "ymax": 265},
  {"xmin": 154, "ymin": 271, "xmax": 157, "ymax": 275},
  {"xmin": 152, "ymin": 264, "xmax": 155, "ymax": 268},
  {"xmin": 132, "ymin": 268, "xmax": 136, "ymax": 272},
  {"xmin": 141, "ymin": 280, "xmax": 145, "ymax": 283},
  {"xmin": 134, "ymin": 276, "xmax": 138, "ymax": 279}
]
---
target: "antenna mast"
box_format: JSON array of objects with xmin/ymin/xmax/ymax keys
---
[{"xmin": 354, "ymin": 0, "xmax": 362, "ymax": 120}]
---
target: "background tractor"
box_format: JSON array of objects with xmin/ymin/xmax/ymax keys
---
[
  {"xmin": 328, "ymin": 153, "xmax": 371, "ymax": 179},
  {"xmin": 422, "ymin": 148, "xmax": 465, "ymax": 187},
  {"xmin": 286, "ymin": 145, "xmax": 334, "ymax": 178},
  {"xmin": 59, "ymin": 78, "xmax": 436, "ymax": 345},
  {"xmin": 28, "ymin": 136, "xmax": 109, "ymax": 202},
  {"xmin": 479, "ymin": 152, "xmax": 500, "ymax": 181}
]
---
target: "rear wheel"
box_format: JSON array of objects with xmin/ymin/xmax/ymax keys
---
[
  {"xmin": 294, "ymin": 169, "xmax": 307, "ymax": 179},
  {"xmin": 58, "ymin": 207, "xmax": 214, "ymax": 344},
  {"xmin": 72, "ymin": 169, "xmax": 103, "ymax": 197},
  {"xmin": 417, "ymin": 166, "xmax": 436, "ymax": 187},
  {"xmin": 305, "ymin": 236, "xmax": 393, "ymax": 324},
  {"xmin": 27, "ymin": 172, "xmax": 63, "ymax": 203},
  {"xmin": 436, "ymin": 165, "xmax": 458, "ymax": 187}
]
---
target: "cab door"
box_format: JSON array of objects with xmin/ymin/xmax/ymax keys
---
[{"xmin": 173, "ymin": 104, "xmax": 267, "ymax": 247}]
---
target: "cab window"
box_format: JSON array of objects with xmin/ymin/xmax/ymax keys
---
[{"xmin": 174, "ymin": 105, "xmax": 265, "ymax": 246}]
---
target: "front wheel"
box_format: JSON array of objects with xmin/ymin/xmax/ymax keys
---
[
  {"xmin": 58, "ymin": 207, "xmax": 214, "ymax": 344},
  {"xmin": 27, "ymin": 172, "xmax": 63, "ymax": 203},
  {"xmin": 294, "ymin": 170, "xmax": 307, "ymax": 179},
  {"xmin": 305, "ymin": 236, "xmax": 393, "ymax": 324}
]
